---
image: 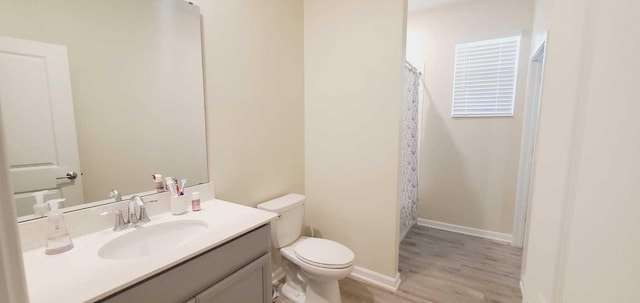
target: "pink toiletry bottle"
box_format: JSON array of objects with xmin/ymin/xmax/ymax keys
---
[{"xmin": 192, "ymin": 192, "xmax": 201, "ymax": 211}]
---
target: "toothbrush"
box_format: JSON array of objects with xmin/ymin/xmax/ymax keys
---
[
  {"xmin": 180, "ymin": 179, "xmax": 187, "ymax": 196},
  {"xmin": 167, "ymin": 177, "xmax": 177, "ymax": 196}
]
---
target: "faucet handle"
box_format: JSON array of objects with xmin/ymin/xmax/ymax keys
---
[
  {"xmin": 100, "ymin": 210, "xmax": 128, "ymax": 231},
  {"xmin": 137, "ymin": 198, "xmax": 158, "ymax": 224}
]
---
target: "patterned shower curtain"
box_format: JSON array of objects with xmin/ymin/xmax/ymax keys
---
[{"xmin": 399, "ymin": 63, "xmax": 420, "ymax": 240}]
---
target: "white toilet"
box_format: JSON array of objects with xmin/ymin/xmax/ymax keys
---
[{"xmin": 258, "ymin": 194, "xmax": 355, "ymax": 303}]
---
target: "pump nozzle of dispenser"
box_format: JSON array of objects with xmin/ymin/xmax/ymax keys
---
[
  {"xmin": 46, "ymin": 198, "xmax": 64, "ymax": 214},
  {"xmin": 32, "ymin": 190, "xmax": 52, "ymax": 217}
]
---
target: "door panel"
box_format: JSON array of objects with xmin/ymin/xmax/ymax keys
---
[
  {"xmin": 0, "ymin": 53, "xmax": 58, "ymax": 165},
  {"xmin": 0, "ymin": 37, "xmax": 84, "ymax": 217}
]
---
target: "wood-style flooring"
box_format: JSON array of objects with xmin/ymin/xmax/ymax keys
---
[{"xmin": 275, "ymin": 224, "xmax": 523, "ymax": 303}]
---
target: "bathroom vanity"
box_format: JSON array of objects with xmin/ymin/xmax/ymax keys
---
[
  {"xmin": 101, "ymin": 225, "xmax": 271, "ymax": 303},
  {"xmin": 20, "ymin": 197, "xmax": 278, "ymax": 303}
]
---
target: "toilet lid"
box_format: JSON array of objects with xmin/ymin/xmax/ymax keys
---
[{"xmin": 294, "ymin": 238, "xmax": 355, "ymax": 269}]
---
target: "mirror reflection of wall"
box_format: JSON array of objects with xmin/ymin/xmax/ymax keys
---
[{"xmin": 0, "ymin": 0, "xmax": 208, "ymax": 220}]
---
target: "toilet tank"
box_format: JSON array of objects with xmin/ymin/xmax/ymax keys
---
[{"xmin": 257, "ymin": 194, "xmax": 305, "ymax": 248}]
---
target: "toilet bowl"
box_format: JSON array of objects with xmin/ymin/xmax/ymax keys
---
[
  {"xmin": 257, "ymin": 194, "xmax": 355, "ymax": 303},
  {"xmin": 281, "ymin": 237, "xmax": 355, "ymax": 303}
]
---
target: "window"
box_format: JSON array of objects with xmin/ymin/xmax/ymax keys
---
[{"xmin": 451, "ymin": 35, "xmax": 521, "ymax": 117}]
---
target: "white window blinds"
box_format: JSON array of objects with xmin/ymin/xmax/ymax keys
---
[{"xmin": 452, "ymin": 35, "xmax": 521, "ymax": 117}]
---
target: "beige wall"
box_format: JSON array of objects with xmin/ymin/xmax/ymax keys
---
[
  {"xmin": 406, "ymin": 0, "xmax": 533, "ymax": 233},
  {"xmin": 304, "ymin": 0, "xmax": 407, "ymax": 277},
  {"xmin": 520, "ymin": 0, "xmax": 586, "ymax": 300},
  {"xmin": 562, "ymin": 1, "xmax": 640, "ymax": 300},
  {"xmin": 192, "ymin": 0, "xmax": 305, "ymax": 206},
  {"xmin": 531, "ymin": 0, "xmax": 552, "ymax": 50},
  {"xmin": 523, "ymin": 0, "xmax": 640, "ymax": 302}
]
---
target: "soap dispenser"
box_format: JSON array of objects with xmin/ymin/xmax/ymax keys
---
[
  {"xmin": 45, "ymin": 199, "xmax": 74, "ymax": 255},
  {"xmin": 32, "ymin": 190, "xmax": 52, "ymax": 217}
]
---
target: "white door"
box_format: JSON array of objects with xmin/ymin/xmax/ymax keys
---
[{"xmin": 0, "ymin": 37, "xmax": 84, "ymax": 217}]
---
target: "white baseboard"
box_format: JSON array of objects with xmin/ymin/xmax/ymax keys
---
[
  {"xmin": 417, "ymin": 218, "xmax": 513, "ymax": 243},
  {"xmin": 349, "ymin": 266, "xmax": 401, "ymax": 292}
]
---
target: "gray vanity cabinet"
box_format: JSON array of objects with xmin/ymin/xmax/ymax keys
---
[{"xmin": 99, "ymin": 225, "xmax": 272, "ymax": 303}]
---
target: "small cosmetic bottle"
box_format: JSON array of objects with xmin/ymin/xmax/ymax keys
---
[
  {"xmin": 191, "ymin": 192, "xmax": 201, "ymax": 211},
  {"xmin": 152, "ymin": 174, "xmax": 164, "ymax": 192}
]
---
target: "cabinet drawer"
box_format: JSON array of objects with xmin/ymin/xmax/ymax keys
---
[
  {"xmin": 99, "ymin": 224, "xmax": 271, "ymax": 303},
  {"xmin": 195, "ymin": 254, "xmax": 270, "ymax": 303}
]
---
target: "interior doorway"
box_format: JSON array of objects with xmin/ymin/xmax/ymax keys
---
[{"xmin": 512, "ymin": 35, "xmax": 547, "ymax": 249}]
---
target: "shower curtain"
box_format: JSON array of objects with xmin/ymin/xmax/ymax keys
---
[{"xmin": 399, "ymin": 63, "xmax": 420, "ymax": 241}]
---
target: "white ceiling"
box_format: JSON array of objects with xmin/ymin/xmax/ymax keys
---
[{"xmin": 407, "ymin": 0, "xmax": 474, "ymax": 13}]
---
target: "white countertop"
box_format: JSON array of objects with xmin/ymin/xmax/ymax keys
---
[{"xmin": 22, "ymin": 199, "xmax": 277, "ymax": 303}]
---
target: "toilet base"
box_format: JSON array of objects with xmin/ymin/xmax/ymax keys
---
[
  {"xmin": 282, "ymin": 279, "xmax": 343, "ymax": 303},
  {"xmin": 282, "ymin": 282, "xmax": 305, "ymax": 303},
  {"xmin": 305, "ymin": 279, "xmax": 341, "ymax": 303}
]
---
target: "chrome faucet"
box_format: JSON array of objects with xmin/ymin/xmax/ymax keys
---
[
  {"xmin": 100, "ymin": 195, "xmax": 156, "ymax": 231},
  {"xmin": 108, "ymin": 189, "xmax": 122, "ymax": 202},
  {"xmin": 128, "ymin": 195, "xmax": 141, "ymax": 225},
  {"xmin": 128, "ymin": 195, "xmax": 150, "ymax": 226}
]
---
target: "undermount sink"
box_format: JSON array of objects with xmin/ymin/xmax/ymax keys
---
[{"xmin": 98, "ymin": 220, "xmax": 209, "ymax": 260}]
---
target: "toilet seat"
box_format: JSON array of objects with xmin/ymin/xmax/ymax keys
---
[{"xmin": 294, "ymin": 238, "xmax": 355, "ymax": 269}]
